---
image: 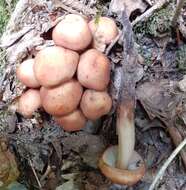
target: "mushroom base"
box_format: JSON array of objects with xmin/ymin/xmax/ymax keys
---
[{"xmin": 99, "ymin": 145, "xmax": 145, "ymax": 186}]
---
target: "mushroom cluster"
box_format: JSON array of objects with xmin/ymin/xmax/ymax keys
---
[
  {"xmin": 16, "ymin": 14, "xmax": 118, "ymax": 132},
  {"xmin": 16, "ymin": 14, "xmax": 145, "ymax": 186}
]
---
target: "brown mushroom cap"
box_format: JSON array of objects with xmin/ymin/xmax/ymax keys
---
[
  {"xmin": 99, "ymin": 146, "xmax": 145, "ymax": 186},
  {"xmin": 52, "ymin": 14, "xmax": 92, "ymax": 51},
  {"xmin": 77, "ymin": 49, "xmax": 110, "ymax": 90},
  {"xmin": 40, "ymin": 79, "xmax": 83, "ymax": 116},
  {"xmin": 80, "ymin": 89, "xmax": 112, "ymax": 120},
  {"xmin": 18, "ymin": 89, "xmax": 41, "ymax": 118},
  {"xmin": 34, "ymin": 46, "xmax": 79, "ymax": 87},
  {"xmin": 54, "ymin": 109, "xmax": 87, "ymax": 131},
  {"xmin": 89, "ymin": 17, "xmax": 118, "ymax": 45},
  {"xmin": 16, "ymin": 59, "xmax": 40, "ymax": 88}
]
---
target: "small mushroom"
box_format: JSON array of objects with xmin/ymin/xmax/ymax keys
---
[
  {"xmin": 80, "ymin": 89, "xmax": 112, "ymax": 120},
  {"xmin": 52, "ymin": 14, "xmax": 92, "ymax": 51},
  {"xmin": 89, "ymin": 16, "xmax": 118, "ymax": 46},
  {"xmin": 40, "ymin": 79, "xmax": 83, "ymax": 116},
  {"xmin": 16, "ymin": 59, "xmax": 40, "ymax": 88},
  {"xmin": 77, "ymin": 49, "xmax": 110, "ymax": 90},
  {"xmin": 54, "ymin": 109, "xmax": 87, "ymax": 131},
  {"xmin": 18, "ymin": 89, "xmax": 41, "ymax": 118},
  {"xmin": 99, "ymin": 102, "xmax": 145, "ymax": 185},
  {"xmin": 34, "ymin": 46, "xmax": 79, "ymax": 87}
]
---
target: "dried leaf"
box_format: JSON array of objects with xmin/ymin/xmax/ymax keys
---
[{"xmin": 62, "ymin": 133, "xmax": 105, "ymax": 168}]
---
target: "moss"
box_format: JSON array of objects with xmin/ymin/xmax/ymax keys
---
[
  {"xmin": 0, "ymin": 0, "xmax": 17, "ymax": 73},
  {"xmin": 0, "ymin": 0, "xmax": 18, "ymax": 35},
  {"xmin": 0, "ymin": 0, "xmax": 10, "ymax": 35},
  {"xmin": 133, "ymin": 3, "xmax": 174, "ymax": 38}
]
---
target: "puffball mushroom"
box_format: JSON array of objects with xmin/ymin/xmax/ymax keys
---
[
  {"xmin": 89, "ymin": 17, "xmax": 118, "ymax": 45},
  {"xmin": 99, "ymin": 102, "xmax": 145, "ymax": 185},
  {"xmin": 18, "ymin": 89, "xmax": 41, "ymax": 118},
  {"xmin": 77, "ymin": 49, "xmax": 110, "ymax": 90},
  {"xmin": 80, "ymin": 89, "xmax": 112, "ymax": 120},
  {"xmin": 52, "ymin": 14, "xmax": 92, "ymax": 51},
  {"xmin": 34, "ymin": 46, "xmax": 79, "ymax": 87},
  {"xmin": 54, "ymin": 109, "xmax": 87, "ymax": 131},
  {"xmin": 40, "ymin": 79, "xmax": 83, "ymax": 116},
  {"xmin": 16, "ymin": 59, "xmax": 40, "ymax": 88}
]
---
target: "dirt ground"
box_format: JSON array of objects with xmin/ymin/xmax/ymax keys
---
[{"xmin": 0, "ymin": 0, "xmax": 186, "ymax": 190}]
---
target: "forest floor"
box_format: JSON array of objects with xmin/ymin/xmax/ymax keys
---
[{"xmin": 0, "ymin": 0, "xmax": 186, "ymax": 190}]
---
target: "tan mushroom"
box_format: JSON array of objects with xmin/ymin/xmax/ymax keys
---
[
  {"xmin": 99, "ymin": 102, "xmax": 145, "ymax": 185},
  {"xmin": 54, "ymin": 109, "xmax": 87, "ymax": 131},
  {"xmin": 52, "ymin": 14, "xmax": 92, "ymax": 51},
  {"xmin": 89, "ymin": 17, "xmax": 118, "ymax": 50},
  {"xmin": 16, "ymin": 59, "xmax": 40, "ymax": 88},
  {"xmin": 18, "ymin": 89, "xmax": 41, "ymax": 118},
  {"xmin": 80, "ymin": 89, "xmax": 112, "ymax": 120},
  {"xmin": 34, "ymin": 46, "xmax": 79, "ymax": 87},
  {"xmin": 40, "ymin": 79, "xmax": 83, "ymax": 116},
  {"xmin": 77, "ymin": 49, "xmax": 110, "ymax": 90}
]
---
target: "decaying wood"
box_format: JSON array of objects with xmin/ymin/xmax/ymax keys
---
[
  {"xmin": 52, "ymin": 0, "xmax": 97, "ymax": 16},
  {"xmin": 109, "ymin": 0, "xmax": 147, "ymax": 17},
  {"xmin": 132, "ymin": 0, "xmax": 170, "ymax": 26},
  {"xmin": 172, "ymin": 0, "xmax": 185, "ymax": 28},
  {"xmin": 118, "ymin": 12, "xmax": 144, "ymax": 104}
]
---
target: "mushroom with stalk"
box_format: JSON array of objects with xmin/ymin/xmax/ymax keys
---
[
  {"xmin": 99, "ymin": 11, "xmax": 145, "ymax": 186},
  {"xmin": 99, "ymin": 101, "xmax": 145, "ymax": 185}
]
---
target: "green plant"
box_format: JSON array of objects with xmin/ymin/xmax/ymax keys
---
[{"xmin": 134, "ymin": 3, "xmax": 174, "ymax": 38}]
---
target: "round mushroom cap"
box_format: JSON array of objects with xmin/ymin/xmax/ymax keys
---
[
  {"xmin": 54, "ymin": 109, "xmax": 87, "ymax": 131},
  {"xmin": 18, "ymin": 89, "xmax": 41, "ymax": 118},
  {"xmin": 89, "ymin": 17, "xmax": 118, "ymax": 45},
  {"xmin": 34, "ymin": 46, "xmax": 79, "ymax": 87},
  {"xmin": 77, "ymin": 49, "xmax": 110, "ymax": 90},
  {"xmin": 16, "ymin": 59, "xmax": 40, "ymax": 88},
  {"xmin": 52, "ymin": 14, "xmax": 92, "ymax": 51},
  {"xmin": 80, "ymin": 89, "xmax": 112, "ymax": 120},
  {"xmin": 40, "ymin": 79, "xmax": 83, "ymax": 116},
  {"xmin": 99, "ymin": 146, "xmax": 145, "ymax": 186}
]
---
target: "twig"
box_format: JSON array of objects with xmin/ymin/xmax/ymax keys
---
[
  {"xmin": 172, "ymin": 0, "xmax": 185, "ymax": 27},
  {"xmin": 132, "ymin": 0, "xmax": 170, "ymax": 26},
  {"xmin": 148, "ymin": 137, "xmax": 186, "ymax": 190},
  {"xmin": 29, "ymin": 159, "xmax": 42, "ymax": 190},
  {"xmin": 40, "ymin": 165, "xmax": 52, "ymax": 182},
  {"xmin": 168, "ymin": 126, "xmax": 186, "ymax": 168}
]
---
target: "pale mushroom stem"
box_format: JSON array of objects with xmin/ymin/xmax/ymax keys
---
[{"xmin": 116, "ymin": 101, "xmax": 135, "ymax": 169}]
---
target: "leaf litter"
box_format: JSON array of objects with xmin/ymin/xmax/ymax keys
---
[{"xmin": 0, "ymin": 0, "xmax": 186, "ymax": 189}]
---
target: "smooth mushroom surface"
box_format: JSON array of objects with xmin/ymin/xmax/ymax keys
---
[
  {"xmin": 77, "ymin": 49, "xmax": 110, "ymax": 90},
  {"xmin": 34, "ymin": 46, "xmax": 79, "ymax": 87},
  {"xmin": 80, "ymin": 89, "xmax": 112, "ymax": 120},
  {"xmin": 89, "ymin": 17, "xmax": 118, "ymax": 45},
  {"xmin": 54, "ymin": 109, "xmax": 87, "ymax": 131},
  {"xmin": 99, "ymin": 146, "xmax": 145, "ymax": 186},
  {"xmin": 16, "ymin": 59, "xmax": 40, "ymax": 88},
  {"xmin": 18, "ymin": 89, "xmax": 41, "ymax": 118},
  {"xmin": 40, "ymin": 79, "xmax": 83, "ymax": 116},
  {"xmin": 52, "ymin": 14, "xmax": 92, "ymax": 51}
]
